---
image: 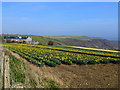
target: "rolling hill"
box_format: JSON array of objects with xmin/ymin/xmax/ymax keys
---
[
  {"xmin": 2, "ymin": 34, "xmax": 118, "ymax": 50},
  {"xmin": 1, "ymin": 34, "xmax": 63, "ymax": 45},
  {"xmin": 44, "ymin": 36, "xmax": 118, "ymax": 50}
]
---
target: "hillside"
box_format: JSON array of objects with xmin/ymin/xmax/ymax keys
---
[
  {"xmin": 44, "ymin": 36, "xmax": 118, "ymax": 50},
  {"xmin": 2, "ymin": 34, "xmax": 118, "ymax": 50},
  {"xmin": 2, "ymin": 34, "xmax": 63, "ymax": 45}
]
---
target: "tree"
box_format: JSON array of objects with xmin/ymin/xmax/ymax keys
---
[{"xmin": 48, "ymin": 41, "xmax": 54, "ymax": 45}]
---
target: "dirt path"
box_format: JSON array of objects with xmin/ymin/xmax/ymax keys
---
[{"xmin": 8, "ymin": 49, "xmax": 119, "ymax": 88}]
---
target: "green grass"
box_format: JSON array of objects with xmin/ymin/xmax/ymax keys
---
[
  {"xmin": 44, "ymin": 36, "xmax": 100, "ymax": 40},
  {"xmin": 5, "ymin": 50, "xmax": 26, "ymax": 85},
  {"xmin": 2, "ymin": 34, "xmax": 63, "ymax": 45},
  {"xmin": 43, "ymin": 79, "xmax": 59, "ymax": 89},
  {"xmin": 4, "ymin": 50, "xmax": 59, "ymax": 88},
  {"xmin": 29, "ymin": 78, "xmax": 37, "ymax": 88},
  {"xmin": 9, "ymin": 55, "xmax": 26, "ymax": 84}
]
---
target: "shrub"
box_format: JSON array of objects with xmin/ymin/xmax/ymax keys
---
[{"xmin": 48, "ymin": 41, "xmax": 54, "ymax": 45}]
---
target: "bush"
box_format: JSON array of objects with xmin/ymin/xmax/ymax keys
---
[{"xmin": 48, "ymin": 41, "xmax": 54, "ymax": 45}]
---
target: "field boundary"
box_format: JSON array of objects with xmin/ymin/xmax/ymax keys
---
[
  {"xmin": 0, "ymin": 52, "xmax": 4, "ymax": 89},
  {"xmin": 3, "ymin": 55, "xmax": 10, "ymax": 88},
  {"xmin": 67, "ymin": 46, "xmax": 119, "ymax": 53}
]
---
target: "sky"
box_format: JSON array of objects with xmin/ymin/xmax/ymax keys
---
[
  {"xmin": 1, "ymin": 0, "xmax": 120, "ymax": 2},
  {"xmin": 2, "ymin": 2, "xmax": 118, "ymax": 41}
]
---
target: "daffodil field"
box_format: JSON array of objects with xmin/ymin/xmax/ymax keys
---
[
  {"xmin": 52, "ymin": 46, "xmax": 119, "ymax": 58},
  {"xmin": 3, "ymin": 44, "xmax": 120, "ymax": 67},
  {"xmin": 19, "ymin": 44, "xmax": 119, "ymax": 58}
]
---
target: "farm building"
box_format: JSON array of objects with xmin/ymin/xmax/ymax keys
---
[
  {"xmin": 31, "ymin": 40, "xmax": 39, "ymax": 45},
  {"xmin": 4, "ymin": 36, "xmax": 38, "ymax": 44}
]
